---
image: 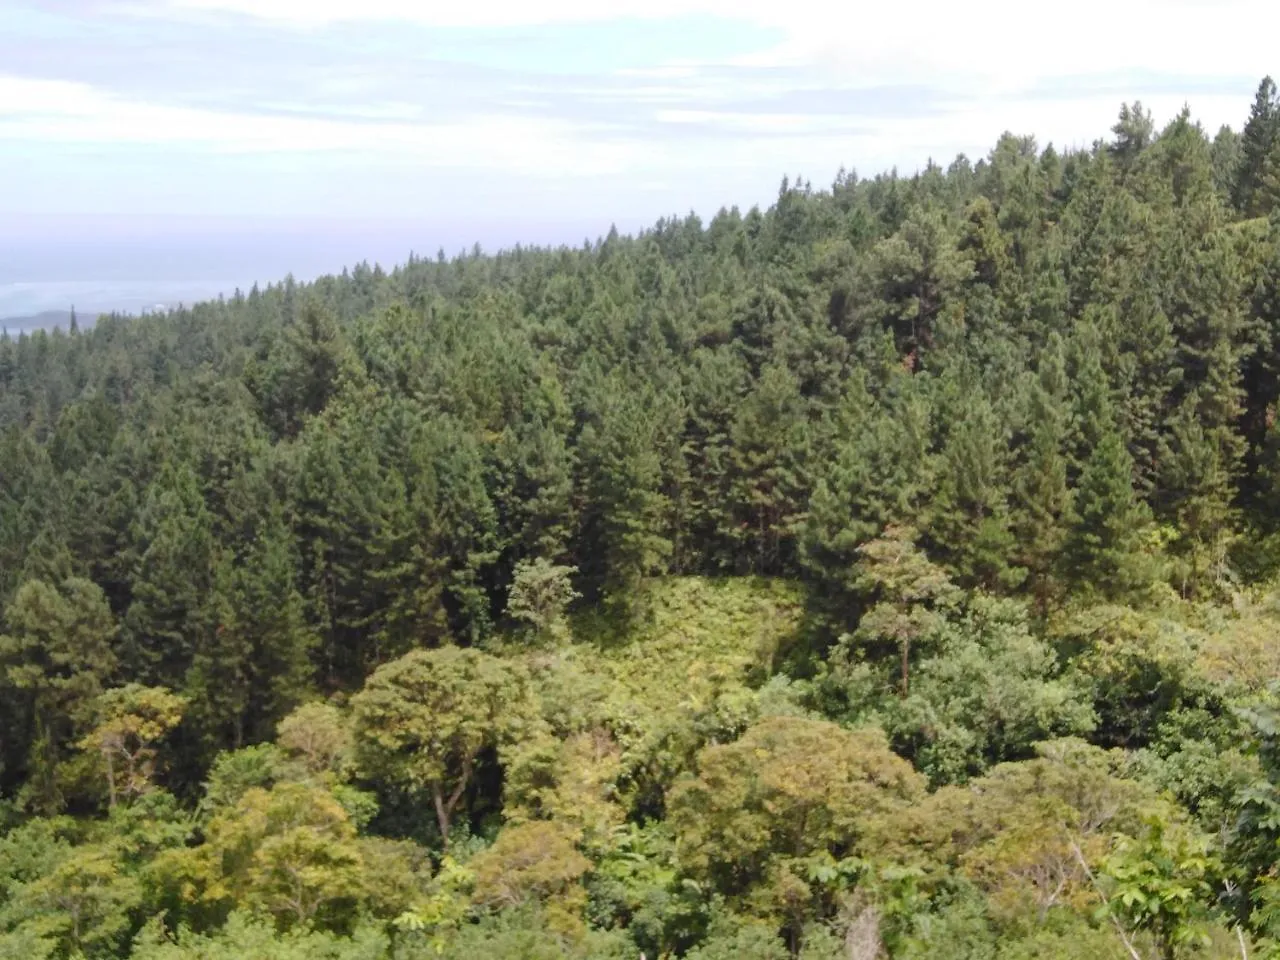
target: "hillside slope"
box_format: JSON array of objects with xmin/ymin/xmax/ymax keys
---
[{"xmin": 5, "ymin": 84, "xmax": 1280, "ymax": 958}]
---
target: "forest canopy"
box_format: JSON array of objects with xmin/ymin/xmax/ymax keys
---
[{"xmin": 6, "ymin": 79, "xmax": 1280, "ymax": 958}]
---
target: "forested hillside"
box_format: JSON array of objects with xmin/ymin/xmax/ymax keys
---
[{"xmin": 6, "ymin": 81, "xmax": 1280, "ymax": 959}]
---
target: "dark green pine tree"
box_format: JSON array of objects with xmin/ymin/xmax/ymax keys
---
[
  {"xmin": 926, "ymin": 380, "xmax": 1019, "ymax": 590},
  {"xmin": 0, "ymin": 334, "xmax": 15, "ymax": 428},
  {"xmin": 1243, "ymin": 215, "xmax": 1280, "ymax": 505},
  {"xmin": 958, "ymin": 196, "xmax": 1013, "ymax": 298},
  {"xmin": 1211, "ymin": 125, "xmax": 1242, "ymax": 203},
  {"xmin": 18, "ymin": 525, "xmax": 76, "ymax": 588},
  {"xmin": 680, "ymin": 346, "xmax": 750, "ymax": 571},
  {"xmin": 800, "ymin": 372, "xmax": 935, "ymax": 608},
  {"xmin": 1068, "ymin": 322, "xmax": 1116, "ymax": 463},
  {"xmin": 1160, "ymin": 225, "xmax": 1248, "ymax": 592},
  {"xmin": 1234, "ymin": 76, "xmax": 1280, "ymax": 217},
  {"xmin": 1254, "ymin": 389, "xmax": 1280, "ymax": 533},
  {"xmin": 245, "ymin": 299, "xmax": 352, "ymax": 439},
  {"xmin": 0, "ymin": 428, "xmax": 61, "ymax": 607},
  {"xmin": 487, "ymin": 363, "xmax": 577, "ymax": 564},
  {"xmin": 505, "ymin": 415, "xmax": 575, "ymax": 561},
  {"xmin": 1011, "ymin": 337, "xmax": 1074, "ymax": 608},
  {"xmin": 1263, "ymin": 150, "xmax": 1280, "ymax": 217},
  {"xmin": 1060, "ymin": 426, "xmax": 1152, "ymax": 601},
  {"xmin": 48, "ymin": 395, "xmax": 121, "ymax": 477},
  {"xmin": 728, "ymin": 362, "xmax": 810, "ymax": 575},
  {"xmin": 573, "ymin": 371, "xmax": 677, "ymax": 609},
  {"xmin": 121, "ymin": 461, "xmax": 216, "ymax": 688},
  {"xmin": 853, "ymin": 206, "xmax": 970, "ymax": 359},
  {"xmin": 1060, "ymin": 319, "xmax": 1155, "ymax": 598},
  {"xmin": 1158, "ymin": 407, "xmax": 1238, "ymax": 596},
  {"xmin": 358, "ymin": 390, "xmax": 455, "ymax": 651},
  {"xmin": 730, "ymin": 284, "xmax": 793, "ymax": 376},
  {"xmin": 292, "ymin": 396, "xmax": 445, "ymax": 682},
  {"xmin": 0, "ymin": 577, "xmax": 117, "ymax": 811},
  {"xmin": 1109, "ymin": 101, "xmax": 1155, "ymax": 174},
  {"xmin": 1107, "ymin": 291, "xmax": 1180, "ymax": 495},
  {"xmin": 186, "ymin": 506, "xmax": 316, "ymax": 758},
  {"xmin": 1150, "ymin": 107, "xmax": 1217, "ymax": 209},
  {"xmin": 416, "ymin": 417, "xmax": 501, "ymax": 644},
  {"xmin": 61, "ymin": 444, "xmax": 140, "ymax": 616}
]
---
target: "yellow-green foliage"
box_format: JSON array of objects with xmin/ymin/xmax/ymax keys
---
[
  {"xmin": 509, "ymin": 577, "xmax": 807, "ymax": 834},
  {"xmin": 1195, "ymin": 586, "xmax": 1280, "ymax": 694},
  {"xmin": 151, "ymin": 781, "xmax": 420, "ymax": 932},
  {"xmin": 669, "ymin": 715, "xmax": 924, "ymax": 922},
  {"xmin": 878, "ymin": 738, "xmax": 1155, "ymax": 921},
  {"xmin": 470, "ymin": 821, "xmax": 592, "ymax": 936},
  {"xmin": 572, "ymin": 577, "xmax": 805, "ymax": 745},
  {"xmin": 577, "ymin": 576, "xmax": 804, "ymax": 679}
]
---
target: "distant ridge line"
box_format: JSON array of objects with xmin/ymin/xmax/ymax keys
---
[{"xmin": 0, "ymin": 309, "xmax": 100, "ymax": 333}]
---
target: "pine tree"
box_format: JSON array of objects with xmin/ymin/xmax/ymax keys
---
[
  {"xmin": 1235, "ymin": 76, "xmax": 1280, "ymax": 217},
  {"xmin": 419, "ymin": 419, "xmax": 501, "ymax": 644},
  {"xmin": 799, "ymin": 372, "xmax": 935, "ymax": 608},
  {"xmin": 505, "ymin": 557, "xmax": 579, "ymax": 643},
  {"xmin": 293, "ymin": 399, "xmax": 452, "ymax": 683},
  {"xmin": 0, "ymin": 428, "xmax": 61, "ymax": 606},
  {"xmin": 0, "ymin": 577, "xmax": 117, "ymax": 811},
  {"xmin": 927, "ymin": 382, "xmax": 1019, "ymax": 589},
  {"xmin": 1012, "ymin": 338, "xmax": 1074, "ymax": 607},
  {"xmin": 1151, "ymin": 107, "xmax": 1216, "ymax": 208},
  {"xmin": 848, "ymin": 526, "xmax": 959, "ymax": 697},
  {"xmin": 247, "ymin": 300, "xmax": 353, "ymax": 439},
  {"xmin": 1069, "ymin": 322, "xmax": 1118, "ymax": 464},
  {"xmin": 122, "ymin": 462, "xmax": 215, "ymax": 688},
  {"xmin": 1061, "ymin": 427, "xmax": 1152, "ymax": 600},
  {"xmin": 494, "ymin": 413, "xmax": 575, "ymax": 562},
  {"xmin": 1159, "ymin": 221, "xmax": 1248, "ymax": 590},
  {"xmin": 1158, "ymin": 407, "xmax": 1238, "ymax": 596},
  {"xmin": 854, "ymin": 206, "xmax": 971, "ymax": 358},
  {"xmin": 728, "ymin": 362, "xmax": 810, "ymax": 575},
  {"xmin": 1211, "ymin": 125, "xmax": 1242, "ymax": 203},
  {"xmin": 1110, "ymin": 102, "xmax": 1155, "ymax": 173},
  {"xmin": 573, "ymin": 372, "xmax": 677, "ymax": 609},
  {"xmin": 1243, "ymin": 215, "xmax": 1280, "ymax": 503},
  {"xmin": 186, "ymin": 507, "xmax": 315, "ymax": 757},
  {"xmin": 680, "ymin": 346, "xmax": 750, "ymax": 571}
]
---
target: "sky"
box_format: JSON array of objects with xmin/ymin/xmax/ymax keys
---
[{"xmin": 2, "ymin": 0, "xmax": 1279, "ymax": 317}]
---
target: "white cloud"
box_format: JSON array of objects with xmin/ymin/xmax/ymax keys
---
[
  {"xmin": 65, "ymin": 2, "xmax": 1280, "ymax": 166},
  {"xmin": 162, "ymin": 0, "xmax": 758, "ymax": 28},
  {"xmin": 787, "ymin": 1, "xmax": 1275, "ymax": 90},
  {"xmin": 145, "ymin": 0, "xmax": 1278, "ymax": 167},
  {"xmin": 655, "ymin": 109, "xmax": 846, "ymax": 135},
  {"xmin": 6, "ymin": 0, "xmax": 1277, "ymax": 223},
  {"xmin": 0, "ymin": 72, "xmax": 1254, "ymax": 195},
  {"xmin": 160, "ymin": 0, "xmax": 1278, "ymax": 89},
  {"xmin": 0, "ymin": 76, "xmax": 636, "ymax": 173}
]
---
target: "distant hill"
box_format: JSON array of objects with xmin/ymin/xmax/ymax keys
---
[{"xmin": 0, "ymin": 309, "xmax": 98, "ymax": 333}]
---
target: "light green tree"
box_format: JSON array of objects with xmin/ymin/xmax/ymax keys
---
[
  {"xmin": 78, "ymin": 684, "xmax": 186, "ymax": 809},
  {"xmin": 350, "ymin": 647, "xmax": 533, "ymax": 845},
  {"xmin": 506, "ymin": 558, "xmax": 580, "ymax": 642},
  {"xmin": 0, "ymin": 577, "xmax": 118, "ymax": 812},
  {"xmin": 669, "ymin": 715, "xmax": 924, "ymax": 937}
]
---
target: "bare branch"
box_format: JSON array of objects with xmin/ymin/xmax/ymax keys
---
[{"xmin": 1070, "ymin": 841, "xmax": 1145, "ymax": 960}]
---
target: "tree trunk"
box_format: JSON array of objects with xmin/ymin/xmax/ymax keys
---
[
  {"xmin": 900, "ymin": 635, "xmax": 910, "ymax": 698},
  {"xmin": 432, "ymin": 758, "xmax": 474, "ymax": 849},
  {"xmin": 432, "ymin": 784, "xmax": 452, "ymax": 848},
  {"xmin": 104, "ymin": 749, "xmax": 116, "ymax": 810}
]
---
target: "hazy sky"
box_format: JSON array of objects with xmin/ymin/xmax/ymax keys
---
[{"xmin": 2, "ymin": 0, "xmax": 1279, "ymax": 306}]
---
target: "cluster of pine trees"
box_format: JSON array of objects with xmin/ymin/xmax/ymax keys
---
[{"xmin": 6, "ymin": 79, "xmax": 1280, "ymax": 959}]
